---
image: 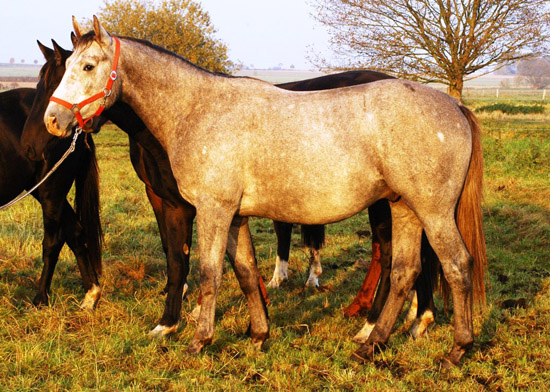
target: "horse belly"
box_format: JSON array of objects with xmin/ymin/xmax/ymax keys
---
[{"xmin": 238, "ymin": 172, "xmax": 389, "ymax": 225}]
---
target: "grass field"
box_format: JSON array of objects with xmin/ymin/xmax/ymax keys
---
[{"xmin": 0, "ymin": 100, "xmax": 549, "ymax": 390}]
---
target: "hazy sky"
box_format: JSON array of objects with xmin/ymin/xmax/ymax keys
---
[{"xmin": 0, "ymin": 0, "xmax": 331, "ymax": 69}]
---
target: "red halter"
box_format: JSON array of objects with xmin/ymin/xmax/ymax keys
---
[{"xmin": 50, "ymin": 36, "xmax": 120, "ymax": 130}]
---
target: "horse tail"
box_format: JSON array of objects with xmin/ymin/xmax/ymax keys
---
[
  {"xmin": 75, "ymin": 135, "xmax": 103, "ymax": 276},
  {"xmin": 456, "ymin": 104, "xmax": 487, "ymax": 307},
  {"xmin": 300, "ymin": 224, "xmax": 325, "ymax": 249}
]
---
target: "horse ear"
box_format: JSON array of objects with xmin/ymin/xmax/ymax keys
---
[
  {"xmin": 37, "ymin": 40, "xmax": 54, "ymax": 61},
  {"xmin": 51, "ymin": 39, "xmax": 69, "ymax": 66},
  {"xmin": 70, "ymin": 32, "xmax": 78, "ymax": 47},
  {"xmin": 92, "ymin": 15, "xmax": 111, "ymax": 45},
  {"xmin": 72, "ymin": 15, "xmax": 83, "ymax": 39}
]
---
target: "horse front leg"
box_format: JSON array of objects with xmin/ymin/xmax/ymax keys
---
[
  {"xmin": 352, "ymin": 199, "xmax": 423, "ymax": 363},
  {"xmin": 33, "ymin": 199, "xmax": 66, "ymax": 306},
  {"xmin": 150, "ymin": 198, "xmax": 195, "ymax": 337},
  {"xmin": 188, "ymin": 204, "xmax": 235, "ymax": 354},
  {"xmin": 59, "ymin": 200, "xmax": 101, "ymax": 310},
  {"xmin": 225, "ymin": 216, "xmax": 269, "ymax": 349}
]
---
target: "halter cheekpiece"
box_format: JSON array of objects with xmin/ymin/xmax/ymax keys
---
[{"xmin": 50, "ymin": 36, "xmax": 120, "ymax": 130}]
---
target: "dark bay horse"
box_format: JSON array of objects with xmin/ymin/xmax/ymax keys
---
[
  {"xmin": 25, "ymin": 40, "xmax": 442, "ymax": 341},
  {"xmin": 44, "ymin": 17, "xmax": 486, "ymax": 366},
  {"xmin": 0, "ymin": 87, "xmax": 102, "ymax": 309}
]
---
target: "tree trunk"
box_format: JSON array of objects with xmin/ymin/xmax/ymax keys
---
[{"xmin": 447, "ymin": 77, "xmax": 464, "ymax": 102}]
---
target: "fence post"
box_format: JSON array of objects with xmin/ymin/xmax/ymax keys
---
[
  {"xmin": 496, "ymin": 88, "xmax": 499, "ymax": 98},
  {"xmin": 543, "ymin": 89, "xmax": 546, "ymax": 100}
]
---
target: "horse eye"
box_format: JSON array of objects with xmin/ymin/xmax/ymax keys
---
[{"xmin": 84, "ymin": 64, "xmax": 95, "ymax": 72}]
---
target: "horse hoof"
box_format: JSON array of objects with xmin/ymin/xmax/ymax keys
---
[
  {"xmin": 149, "ymin": 323, "xmax": 179, "ymax": 338},
  {"xmin": 266, "ymin": 278, "xmax": 283, "ymax": 289},
  {"xmin": 80, "ymin": 284, "xmax": 101, "ymax": 310},
  {"xmin": 305, "ymin": 276, "xmax": 319, "ymax": 288},
  {"xmin": 441, "ymin": 356, "xmax": 458, "ymax": 370},
  {"xmin": 188, "ymin": 339, "xmax": 205, "ymax": 355},
  {"xmin": 350, "ymin": 350, "xmax": 370, "ymax": 364},
  {"xmin": 32, "ymin": 293, "xmax": 49, "ymax": 307}
]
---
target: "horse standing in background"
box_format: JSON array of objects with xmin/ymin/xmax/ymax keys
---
[{"xmin": 0, "ymin": 87, "xmax": 102, "ymax": 309}]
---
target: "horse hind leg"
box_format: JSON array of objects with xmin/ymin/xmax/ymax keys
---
[
  {"xmin": 267, "ymin": 221, "xmax": 292, "ymax": 288},
  {"xmin": 352, "ymin": 199, "xmax": 423, "ymax": 363},
  {"xmin": 225, "ymin": 216, "xmax": 269, "ymax": 350},
  {"xmin": 408, "ymin": 233, "xmax": 436, "ymax": 338},
  {"xmin": 422, "ymin": 217, "xmax": 474, "ymax": 366}
]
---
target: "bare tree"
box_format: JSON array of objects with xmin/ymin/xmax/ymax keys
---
[
  {"xmin": 516, "ymin": 58, "xmax": 550, "ymax": 89},
  {"xmin": 310, "ymin": 0, "xmax": 550, "ymax": 100}
]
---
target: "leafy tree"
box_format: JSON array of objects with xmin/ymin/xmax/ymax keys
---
[
  {"xmin": 311, "ymin": 0, "xmax": 550, "ymax": 101},
  {"xmin": 97, "ymin": 0, "xmax": 234, "ymax": 73}
]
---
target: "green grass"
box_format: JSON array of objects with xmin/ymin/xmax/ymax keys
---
[
  {"xmin": 476, "ymin": 103, "xmax": 546, "ymax": 115},
  {"xmin": 1, "ymin": 105, "xmax": 549, "ymax": 391}
]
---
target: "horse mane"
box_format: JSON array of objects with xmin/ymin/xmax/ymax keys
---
[
  {"xmin": 75, "ymin": 31, "xmax": 234, "ymax": 79},
  {"xmin": 38, "ymin": 55, "xmax": 57, "ymax": 90}
]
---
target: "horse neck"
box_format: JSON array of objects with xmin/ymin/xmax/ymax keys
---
[{"xmin": 118, "ymin": 39, "xmax": 214, "ymax": 149}]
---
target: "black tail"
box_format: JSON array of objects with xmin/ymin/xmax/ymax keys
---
[
  {"xmin": 74, "ymin": 135, "xmax": 103, "ymax": 276},
  {"xmin": 300, "ymin": 224, "xmax": 325, "ymax": 249}
]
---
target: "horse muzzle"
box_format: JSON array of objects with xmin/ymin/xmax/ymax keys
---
[{"xmin": 44, "ymin": 107, "xmax": 75, "ymax": 138}]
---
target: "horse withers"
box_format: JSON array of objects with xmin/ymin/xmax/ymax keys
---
[{"xmin": 44, "ymin": 17, "xmax": 486, "ymax": 366}]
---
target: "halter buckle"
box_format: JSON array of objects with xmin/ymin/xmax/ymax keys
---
[
  {"xmin": 110, "ymin": 70, "xmax": 118, "ymax": 81},
  {"xmin": 71, "ymin": 103, "xmax": 80, "ymax": 113},
  {"xmin": 103, "ymin": 88, "xmax": 112, "ymax": 98}
]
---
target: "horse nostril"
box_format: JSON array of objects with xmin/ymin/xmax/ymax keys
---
[{"xmin": 47, "ymin": 115, "xmax": 59, "ymax": 131}]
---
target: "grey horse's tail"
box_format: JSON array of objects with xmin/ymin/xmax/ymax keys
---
[{"xmin": 455, "ymin": 105, "xmax": 487, "ymax": 307}]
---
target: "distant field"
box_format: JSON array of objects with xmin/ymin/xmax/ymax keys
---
[{"xmin": 0, "ymin": 64, "xmax": 41, "ymax": 78}]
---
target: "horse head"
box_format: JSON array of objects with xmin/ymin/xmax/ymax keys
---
[
  {"xmin": 21, "ymin": 40, "xmax": 73, "ymax": 161},
  {"xmin": 44, "ymin": 16, "xmax": 120, "ymax": 138}
]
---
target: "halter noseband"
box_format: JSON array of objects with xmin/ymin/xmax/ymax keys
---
[{"xmin": 50, "ymin": 36, "xmax": 120, "ymax": 130}]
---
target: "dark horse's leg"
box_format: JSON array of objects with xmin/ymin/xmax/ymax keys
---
[
  {"xmin": 351, "ymin": 199, "xmax": 393, "ymax": 342},
  {"xmin": 302, "ymin": 225, "xmax": 324, "ymax": 287},
  {"xmin": 268, "ymin": 222, "xmax": 325, "ymax": 288},
  {"xmin": 352, "ymin": 199, "xmax": 423, "ymax": 363},
  {"xmin": 344, "ymin": 199, "xmax": 390, "ymax": 318},
  {"xmin": 146, "ymin": 187, "xmax": 195, "ymax": 337},
  {"xmin": 267, "ymin": 221, "xmax": 292, "ymax": 288},
  {"xmin": 34, "ymin": 196, "xmax": 100, "ymax": 308},
  {"xmin": 408, "ymin": 233, "xmax": 436, "ymax": 338}
]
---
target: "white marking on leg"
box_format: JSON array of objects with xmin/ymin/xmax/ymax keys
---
[
  {"xmin": 353, "ymin": 321, "xmax": 376, "ymax": 344},
  {"xmin": 409, "ymin": 309, "xmax": 435, "ymax": 339},
  {"xmin": 182, "ymin": 283, "xmax": 189, "ymax": 299},
  {"xmin": 405, "ymin": 290, "xmax": 418, "ymax": 323},
  {"xmin": 190, "ymin": 304, "xmax": 201, "ymax": 321},
  {"xmin": 149, "ymin": 323, "xmax": 179, "ymax": 337},
  {"xmin": 267, "ymin": 257, "xmax": 288, "ymax": 288},
  {"xmin": 305, "ymin": 249, "xmax": 322, "ymax": 288},
  {"xmin": 80, "ymin": 284, "xmax": 101, "ymax": 310}
]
